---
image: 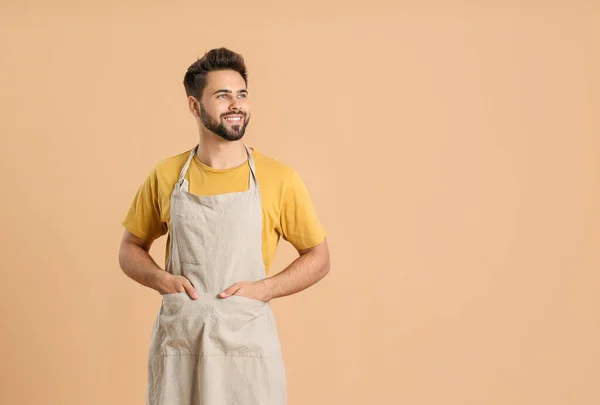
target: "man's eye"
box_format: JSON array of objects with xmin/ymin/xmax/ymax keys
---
[
  {"xmin": 218, "ymin": 94, "xmax": 227, "ymax": 99},
  {"xmin": 239, "ymin": 94, "xmax": 247, "ymax": 98}
]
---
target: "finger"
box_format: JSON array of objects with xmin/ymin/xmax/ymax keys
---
[
  {"xmin": 183, "ymin": 280, "xmax": 199, "ymax": 299},
  {"xmin": 219, "ymin": 283, "xmax": 239, "ymax": 297}
]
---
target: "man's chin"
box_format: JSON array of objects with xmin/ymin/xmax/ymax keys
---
[{"xmin": 217, "ymin": 132, "xmax": 245, "ymax": 142}]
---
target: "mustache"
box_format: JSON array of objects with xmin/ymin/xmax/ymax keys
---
[{"xmin": 221, "ymin": 112, "xmax": 246, "ymax": 118}]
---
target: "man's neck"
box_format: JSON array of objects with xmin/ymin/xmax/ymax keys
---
[{"xmin": 196, "ymin": 134, "xmax": 248, "ymax": 170}]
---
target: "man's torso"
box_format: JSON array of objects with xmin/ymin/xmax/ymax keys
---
[{"xmin": 121, "ymin": 146, "xmax": 326, "ymax": 274}]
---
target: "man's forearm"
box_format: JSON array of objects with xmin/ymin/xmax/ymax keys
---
[
  {"xmin": 119, "ymin": 242, "xmax": 167, "ymax": 292},
  {"xmin": 261, "ymin": 239, "xmax": 330, "ymax": 301}
]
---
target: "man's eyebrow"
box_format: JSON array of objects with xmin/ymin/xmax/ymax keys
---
[{"xmin": 212, "ymin": 89, "xmax": 249, "ymax": 95}]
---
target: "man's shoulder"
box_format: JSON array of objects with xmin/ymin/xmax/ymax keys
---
[
  {"xmin": 141, "ymin": 148, "xmax": 193, "ymax": 198},
  {"xmin": 152, "ymin": 148, "xmax": 193, "ymax": 178},
  {"xmin": 253, "ymin": 148, "xmax": 296, "ymax": 183}
]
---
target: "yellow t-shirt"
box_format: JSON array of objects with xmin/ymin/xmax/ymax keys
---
[{"xmin": 121, "ymin": 146, "xmax": 326, "ymax": 275}]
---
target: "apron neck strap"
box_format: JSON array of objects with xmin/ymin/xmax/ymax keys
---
[{"xmin": 245, "ymin": 144, "xmax": 257, "ymax": 191}]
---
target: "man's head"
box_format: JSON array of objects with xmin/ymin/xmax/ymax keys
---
[{"xmin": 184, "ymin": 48, "xmax": 251, "ymax": 142}]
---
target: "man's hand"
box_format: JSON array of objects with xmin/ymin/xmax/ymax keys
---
[
  {"xmin": 157, "ymin": 273, "xmax": 199, "ymax": 299},
  {"xmin": 218, "ymin": 280, "xmax": 270, "ymax": 302}
]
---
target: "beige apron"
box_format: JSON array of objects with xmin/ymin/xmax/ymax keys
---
[{"xmin": 146, "ymin": 144, "xmax": 287, "ymax": 405}]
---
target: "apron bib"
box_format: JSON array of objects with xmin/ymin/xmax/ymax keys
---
[{"xmin": 146, "ymin": 144, "xmax": 287, "ymax": 405}]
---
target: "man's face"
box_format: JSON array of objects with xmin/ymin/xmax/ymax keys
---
[{"xmin": 196, "ymin": 70, "xmax": 251, "ymax": 142}]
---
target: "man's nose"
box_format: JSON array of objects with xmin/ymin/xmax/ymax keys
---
[{"xmin": 229, "ymin": 98, "xmax": 241, "ymax": 111}]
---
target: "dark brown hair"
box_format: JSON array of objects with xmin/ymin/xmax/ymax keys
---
[{"xmin": 183, "ymin": 47, "xmax": 248, "ymax": 99}]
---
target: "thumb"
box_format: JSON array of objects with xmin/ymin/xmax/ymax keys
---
[{"xmin": 219, "ymin": 284, "xmax": 239, "ymax": 297}]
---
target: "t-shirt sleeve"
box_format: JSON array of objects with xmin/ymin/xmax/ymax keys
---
[
  {"xmin": 280, "ymin": 169, "xmax": 327, "ymax": 251},
  {"xmin": 120, "ymin": 167, "xmax": 167, "ymax": 242}
]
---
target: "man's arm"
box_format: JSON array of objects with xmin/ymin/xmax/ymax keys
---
[
  {"xmin": 260, "ymin": 237, "xmax": 331, "ymax": 301},
  {"xmin": 118, "ymin": 230, "xmax": 199, "ymax": 298}
]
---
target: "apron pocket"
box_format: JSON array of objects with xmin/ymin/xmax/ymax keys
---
[
  {"xmin": 172, "ymin": 213, "xmax": 207, "ymax": 264},
  {"xmin": 210, "ymin": 298, "xmax": 269, "ymax": 358},
  {"xmin": 157, "ymin": 298, "xmax": 213, "ymax": 356},
  {"xmin": 175, "ymin": 232, "xmax": 206, "ymax": 264}
]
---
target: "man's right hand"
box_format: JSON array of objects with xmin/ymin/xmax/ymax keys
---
[{"xmin": 157, "ymin": 273, "xmax": 199, "ymax": 299}]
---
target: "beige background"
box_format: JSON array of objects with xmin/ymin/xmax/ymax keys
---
[{"xmin": 1, "ymin": 1, "xmax": 599, "ymax": 404}]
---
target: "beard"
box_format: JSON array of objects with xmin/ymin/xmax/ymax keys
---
[{"xmin": 199, "ymin": 104, "xmax": 250, "ymax": 142}]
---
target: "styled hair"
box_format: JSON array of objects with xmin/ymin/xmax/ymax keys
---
[{"xmin": 183, "ymin": 47, "xmax": 248, "ymax": 99}]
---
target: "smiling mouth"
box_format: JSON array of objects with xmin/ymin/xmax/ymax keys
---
[{"xmin": 223, "ymin": 115, "xmax": 243, "ymax": 123}]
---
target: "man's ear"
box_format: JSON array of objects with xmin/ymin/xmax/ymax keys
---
[{"xmin": 188, "ymin": 96, "xmax": 201, "ymax": 118}]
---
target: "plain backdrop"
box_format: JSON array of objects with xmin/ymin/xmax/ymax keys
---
[{"xmin": 1, "ymin": 1, "xmax": 599, "ymax": 404}]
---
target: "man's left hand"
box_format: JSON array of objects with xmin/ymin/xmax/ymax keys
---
[{"xmin": 218, "ymin": 280, "xmax": 270, "ymax": 302}]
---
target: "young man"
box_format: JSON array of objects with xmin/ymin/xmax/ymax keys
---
[{"xmin": 118, "ymin": 48, "xmax": 330, "ymax": 405}]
